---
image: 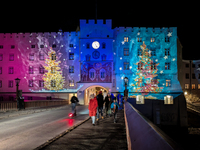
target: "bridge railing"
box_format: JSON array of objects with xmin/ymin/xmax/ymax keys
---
[
  {"xmin": 124, "ymin": 101, "xmax": 182, "ymax": 150},
  {"xmin": 0, "ymin": 100, "xmax": 69, "ymax": 112}
]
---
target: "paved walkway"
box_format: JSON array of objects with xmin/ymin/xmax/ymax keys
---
[{"xmin": 38, "ymin": 110, "xmax": 127, "ymax": 150}]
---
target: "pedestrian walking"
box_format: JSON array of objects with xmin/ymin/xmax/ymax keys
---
[
  {"xmin": 70, "ymin": 94, "xmax": 79, "ymax": 116},
  {"xmin": 88, "ymin": 94, "xmax": 98, "ymax": 126},
  {"xmin": 104, "ymin": 92, "xmax": 112, "ymax": 117},
  {"xmin": 111, "ymin": 98, "xmax": 119, "ymax": 123},
  {"xmin": 96, "ymin": 91, "xmax": 104, "ymax": 121}
]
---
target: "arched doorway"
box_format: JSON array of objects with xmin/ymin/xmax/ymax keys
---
[{"xmin": 84, "ymin": 85, "xmax": 108, "ymax": 105}]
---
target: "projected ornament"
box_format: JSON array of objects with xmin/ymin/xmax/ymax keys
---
[
  {"xmin": 92, "ymin": 41, "xmax": 100, "ymax": 49},
  {"xmin": 92, "ymin": 50, "xmax": 100, "ymax": 59}
]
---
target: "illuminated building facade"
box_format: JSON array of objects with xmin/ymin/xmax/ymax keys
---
[{"xmin": 0, "ymin": 19, "xmax": 183, "ymax": 105}]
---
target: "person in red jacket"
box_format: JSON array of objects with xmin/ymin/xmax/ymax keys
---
[{"xmin": 88, "ymin": 94, "xmax": 98, "ymax": 126}]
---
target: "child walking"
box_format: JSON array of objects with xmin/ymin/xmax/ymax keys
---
[
  {"xmin": 111, "ymin": 99, "xmax": 119, "ymax": 123},
  {"xmin": 88, "ymin": 94, "xmax": 98, "ymax": 126}
]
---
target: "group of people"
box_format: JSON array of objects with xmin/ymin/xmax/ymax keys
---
[{"xmin": 88, "ymin": 91, "xmax": 120, "ymax": 126}]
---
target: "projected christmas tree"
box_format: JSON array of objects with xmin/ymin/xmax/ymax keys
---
[
  {"xmin": 131, "ymin": 42, "xmax": 163, "ymax": 94},
  {"xmin": 43, "ymin": 48, "xmax": 65, "ymax": 91}
]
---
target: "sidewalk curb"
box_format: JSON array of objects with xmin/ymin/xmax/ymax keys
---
[{"xmin": 33, "ymin": 116, "xmax": 91, "ymax": 150}]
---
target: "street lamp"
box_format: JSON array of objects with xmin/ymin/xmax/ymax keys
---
[
  {"xmin": 124, "ymin": 77, "xmax": 128, "ymax": 101},
  {"xmin": 15, "ymin": 78, "xmax": 20, "ymax": 99}
]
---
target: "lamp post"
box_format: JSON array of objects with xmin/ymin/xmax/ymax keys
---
[
  {"xmin": 15, "ymin": 78, "xmax": 20, "ymax": 99},
  {"xmin": 124, "ymin": 77, "xmax": 128, "ymax": 101}
]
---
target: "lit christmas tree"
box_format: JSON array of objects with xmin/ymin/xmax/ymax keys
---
[
  {"xmin": 42, "ymin": 48, "xmax": 65, "ymax": 91},
  {"xmin": 131, "ymin": 42, "xmax": 163, "ymax": 94}
]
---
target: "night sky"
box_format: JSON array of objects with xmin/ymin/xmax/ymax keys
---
[{"xmin": 0, "ymin": 1, "xmax": 199, "ymax": 60}]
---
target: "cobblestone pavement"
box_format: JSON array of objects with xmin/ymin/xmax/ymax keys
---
[{"xmin": 38, "ymin": 110, "xmax": 127, "ymax": 150}]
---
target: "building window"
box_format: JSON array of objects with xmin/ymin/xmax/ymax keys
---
[
  {"xmin": 52, "ymin": 44, "xmax": 56, "ymax": 48},
  {"xmin": 51, "ymin": 67, "xmax": 56, "ymax": 74},
  {"xmin": 39, "ymin": 66, "xmax": 44, "ymax": 74},
  {"xmin": 192, "ymin": 84, "xmax": 195, "ymax": 89},
  {"xmin": 192, "ymin": 73, "xmax": 196, "ymax": 79},
  {"xmin": 0, "ymin": 96, "xmax": 3, "ymax": 101},
  {"xmin": 151, "ymin": 63, "xmax": 156, "ymax": 70},
  {"xmin": 198, "ymin": 74, "xmax": 200, "ymax": 79},
  {"xmin": 185, "ymin": 84, "xmax": 189, "ymax": 89},
  {"xmin": 69, "ymin": 44, "xmax": 73, "ymax": 47},
  {"xmin": 137, "ymin": 37, "xmax": 142, "ymax": 42},
  {"xmin": 151, "ymin": 49, "xmax": 156, "ymax": 56},
  {"xmin": 165, "ymin": 62, "xmax": 170, "ymax": 70},
  {"xmin": 9, "ymin": 67, "xmax": 14, "ymax": 74},
  {"xmin": 165, "ymin": 48, "xmax": 170, "ymax": 56},
  {"xmin": 0, "ymin": 45, "xmax": 3, "ymax": 49},
  {"xmin": 31, "ymin": 45, "xmax": 35, "ymax": 48},
  {"xmin": 198, "ymin": 84, "xmax": 200, "ymax": 89},
  {"xmin": 29, "ymin": 53, "xmax": 34, "ymax": 61},
  {"xmin": 100, "ymin": 69, "xmax": 106, "ymax": 80},
  {"xmin": 185, "ymin": 73, "xmax": 189, "ymax": 79},
  {"xmin": 8, "ymin": 80, "xmax": 13, "ymax": 88},
  {"xmin": 124, "ymin": 62, "xmax": 129, "ymax": 70},
  {"xmin": 29, "ymin": 66, "xmax": 34, "ymax": 74},
  {"xmin": 164, "ymin": 95, "xmax": 173, "ymax": 104},
  {"xmin": 185, "ymin": 63, "xmax": 189, "ymax": 68},
  {"xmin": 0, "ymin": 80, "xmax": 2, "ymax": 88},
  {"xmin": 138, "ymin": 62, "xmax": 143, "ymax": 70},
  {"xmin": 40, "ymin": 45, "xmax": 44, "ymax": 48},
  {"xmin": 101, "ymin": 54, "xmax": 106, "ymax": 61},
  {"xmin": 124, "ymin": 48, "xmax": 129, "ymax": 56},
  {"xmin": 69, "ymin": 66, "xmax": 74, "ymax": 73},
  {"xmin": 69, "ymin": 53, "xmax": 74, "ymax": 60},
  {"xmin": 138, "ymin": 49, "xmax": 142, "ymax": 56},
  {"xmin": 192, "ymin": 64, "xmax": 195, "ymax": 68},
  {"xmin": 51, "ymin": 53, "xmax": 56, "ymax": 60},
  {"xmin": 138, "ymin": 79, "xmax": 142, "ymax": 87},
  {"xmin": 39, "ymin": 80, "xmax": 44, "ymax": 87},
  {"xmin": 39, "ymin": 52, "xmax": 44, "ymax": 60},
  {"xmin": 9, "ymin": 54, "xmax": 14, "ymax": 61},
  {"xmin": 151, "ymin": 38, "xmax": 155, "ymax": 42},
  {"xmin": 29, "ymin": 80, "xmax": 33, "ymax": 87},
  {"xmin": 102, "ymin": 42, "xmax": 106, "ymax": 49},
  {"xmin": 86, "ymin": 54, "xmax": 91, "ymax": 61},
  {"xmin": 86, "ymin": 43, "xmax": 90, "ymax": 49},
  {"xmin": 124, "ymin": 37, "xmax": 129, "ymax": 42},
  {"xmin": 51, "ymin": 80, "xmax": 56, "ymax": 87},
  {"xmin": 69, "ymin": 80, "xmax": 74, "ymax": 87},
  {"xmin": 166, "ymin": 80, "xmax": 171, "ymax": 87},
  {"xmin": 0, "ymin": 67, "xmax": 2, "ymax": 74},
  {"xmin": 11, "ymin": 45, "xmax": 15, "ymax": 49},
  {"xmin": 89, "ymin": 69, "xmax": 95, "ymax": 81},
  {"xmin": 136, "ymin": 95, "xmax": 145, "ymax": 104},
  {"xmin": 90, "ymin": 72, "xmax": 94, "ymax": 79},
  {"xmin": 0, "ymin": 54, "xmax": 2, "ymax": 61},
  {"xmin": 165, "ymin": 37, "xmax": 170, "ymax": 42},
  {"xmin": 101, "ymin": 72, "xmax": 105, "ymax": 79}
]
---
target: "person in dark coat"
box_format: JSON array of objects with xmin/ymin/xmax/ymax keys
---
[
  {"xmin": 104, "ymin": 92, "xmax": 112, "ymax": 117},
  {"xmin": 88, "ymin": 94, "xmax": 98, "ymax": 126},
  {"xmin": 96, "ymin": 91, "xmax": 104, "ymax": 120},
  {"xmin": 70, "ymin": 94, "xmax": 79, "ymax": 116}
]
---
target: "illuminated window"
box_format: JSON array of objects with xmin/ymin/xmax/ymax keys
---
[
  {"xmin": 39, "ymin": 52, "xmax": 44, "ymax": 60},
  {"xmin": 138, "ymin": 49, "xmax": 142, "ymax": 56},
  {"xmin": 29, "ymin": 66, "xmax": 34, "ymax": 74},
  {"xmin": 164, "ymin": 95, "xmax": 173, "ymax": 104},
  {"xmin": 124, "ymin": 62, "xmax": 129, "ymax": 70},
  {"xmin": 29, "ymin": 80, "xmax": 33, "ymax": 87},
  {"xmin": 39, "ymin": 80, "xmax": 44, "ymax": 87},
  {"xmin": 51, "ymin": 53, "xmax": 56, "ymax": 60},
  {"xmin": 51, "ymin": 80, "xmax": 56, "ymax": 87},
  {"xmin": 69, "ymin": 53, "xmax": 74, "ymax": 60},
  {"xmin": 165, "ymin": 48, "xmax": 170, "ymax": 56},
  {"xmin": 0, "ymin": 54, "xmax": 2, "ymax": 61},
  {"xmin": 137, "ymin": 37, "xmax": 142, "ymax": 42},
  {"xmin": 165, "ymin": 62, "xmax": 170, "ymax": 70},
  {"xmin": 8, "ymin": 80, "xmax": 13, "ymax": 88},
  {"xmin": 166, "ymin": 80, "xmax": 171, "ymax": 87},
  {"xmin": 69, "ymin": 80, "xmax": 74, "ymax": 87},
  {"xmin": 192, "ymin": 84, "xmax": 195, "ymax": 89},
  {"xmin": 151, "ymin": 79, "xmax": 157, "ymax": 86},
  {"xmin": 185, "ymin": 73, "xmax": 189, "ymax": 79},
  {"xmin": 29, "ymin": 53, "xmax": 34, "ymax": 61},
  {"xmin": 0, "ymin": 80, "xmax": 2, "ymax": 88},
  {"xmin": 124, "ymin": 48, "xmax": 129, "ymax": 56},
  {"xmin": 136, "ymin": 95, "xmax": 145, "ymax": 104},
  {"xmin": 198, "ymin": 84, "xmax": 200, "ymax": 89},
  {"xmin": 102, "ymin": 43, "xmax": 106, "ymax": 49},
  {"xmin": 51, "ymin": 67, "xmax": 56, "ymax": 74},
  {"xmin": 69, "ymin": 66, "xmax": 74, "ymax": 73},
  {"xmin": 8, "ymin": 67, "xmax": 14, "ymax": 74},
  {"xmin": 124, "ymin": 37, "xmax": 129, "ymax": 42},
  {"xmin": 39, "ymin": 66, "xmax": 44, "ymax": 74},
  {"xmin": 185, "ymin": 84, "xmax": 189, "ymax": 89},
  {"xmin": 151, "ymin": 38, "xmax": 155, "ymax": 42},
  {"xmin": 9, "ymin": 54, "xmax": 14, "ymax": 61},
  {"xmin": 0, "ymin": 67, "xmax": 2, "ymax": 74}
]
